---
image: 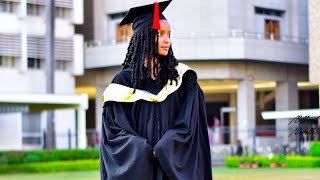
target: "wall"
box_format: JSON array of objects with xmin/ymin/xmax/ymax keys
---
[{"xmin": 0, "ymin": 113, "xmax": 22, "ymax": 150}]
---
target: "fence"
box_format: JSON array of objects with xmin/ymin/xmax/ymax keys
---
[
  {"xmin": 209, "ymin": 125, "xmax": 320, "ymax": 165},
  {"xmin": 84, "ymin": 30, "xmax": 308, "ymax": 48},
  {"xmin": 22, "ymin": 129, "xmax": 99, "ymax": 150}
]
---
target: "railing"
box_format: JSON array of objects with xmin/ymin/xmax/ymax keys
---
[
  {"xmin": 22, "ymin": 128, "xmax": 99, "ymax": 150},
  {"xmin": 27, "ymin": 0, "xmax": 73, "ymax": 8},
  {"xmin": 84, "ymin": 30, "xmax": 308, "ymax": 48},
  {"xmin": 210, "ymin": 124, "xmax": 319, "ymax": 165},
  {"xmin": 210, "ymin": 125, "xmax": 320, "ymax": 155}
]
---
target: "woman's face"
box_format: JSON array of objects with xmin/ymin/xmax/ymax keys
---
[{"xmin": 157, "ymin": 20, "xmax": 171, "ymax": 56}]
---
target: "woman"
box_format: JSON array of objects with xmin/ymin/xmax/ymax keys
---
[{"xmin": 100, "ymin": 1, "xmax": 212, "ymax": 179}]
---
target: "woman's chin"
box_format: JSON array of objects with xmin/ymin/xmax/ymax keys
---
[{"xmin": 159, "ymin": 52, "xmax": 169, "ymax": 56}]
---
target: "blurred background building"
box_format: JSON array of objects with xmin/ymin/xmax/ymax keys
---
[
  {"xmin": 0, "ymin": 0, "xmax": 86, "ymax": 150},
  {"xmin": 1, "ymin": 0, "xmax": 319, "ymax": 166},
  {"xmin": 76, "ymin": 0, "xmax": 319, "ymax": 164}
]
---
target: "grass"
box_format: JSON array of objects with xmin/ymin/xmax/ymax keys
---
[
  {"xmin": 0, "ymin": 171, "xmax": 100, "ymax": 180},
  {"xmin": 213, "ymin": 167, "xmax": 320, "ymax": 180},
  {"xmin": 0, "ymin": 168, "xmax": 320, "ymax": 180}
]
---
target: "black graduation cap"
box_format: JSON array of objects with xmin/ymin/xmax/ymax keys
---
[{"xmin": 119, "ymin": 0, "xmax": 172, "ymax": 34}]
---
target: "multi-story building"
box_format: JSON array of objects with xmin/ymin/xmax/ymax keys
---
[
  {"xmin": 308, "ymin": 0, "xmax": 320, "ymax": 85},
  {"xmin": 77, "ymin": 0, "xmax": 319, "ymax": 156},
  {"xmin": 0, "ymin": 0, "xmax": 86, "ymax": 150}
]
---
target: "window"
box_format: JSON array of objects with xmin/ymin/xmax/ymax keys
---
[
  {"xmin": 55, "ymin": 7, "xmax": 70, "ymax": 19},
  {"xmin": 265, "ymin": 19, "xmax": 280, "ymax": 40},
  {"xmin": 55, "ymin": 60, "xmax": 69, "ymax": 71},
  {"xmin": 22, "ymin": 112, "xmax": 42, "ymax": 147},
  {"xmin": 255, "ymin": 7, "xmax": 284, "ymax": 17},
  {"xmin": 255, "ymin": 7, "xmax": 284, "ymax": 41},
  {"xmin": 0, "ymin": 56, "xmax": 16, "ymax": 68},
  {"xmin": 0, "ymin": 1, "xmax": 17, "ymax": 13},
  {"xmin": 27, "ymin": 3, "xmax": 43, "ymax": 16},
  {"xmin": 108, "ymin": 12, "xmax": 132, "ymax": 44},
  {"xmin": 28, "ymin": 58, "xmax": 42, "ymax": 69},
  {"xmin": 116, "ymin": 23, "xmax": 132, "ymax": 43}
]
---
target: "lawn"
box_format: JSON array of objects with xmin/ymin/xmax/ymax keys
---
[
  {"xmin": 0, "ymin": 171, "xmax": 100, "ymax": 180},
  {"xmin": 213, "ymin": 167, "xmax": 320, "ymax": 180},
  {"xmin": 0, "ymin": 168, "xmax": 320, "ymax": 180}
]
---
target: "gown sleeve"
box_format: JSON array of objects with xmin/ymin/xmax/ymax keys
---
[
  {"xmin": 100, "ymin": 75, "xmax": 154, "ymax": 180},
  {"xmin": 153, "ymin": 70, "xmax": 212, "ymax": 180}
]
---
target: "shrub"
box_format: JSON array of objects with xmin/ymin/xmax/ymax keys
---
[
  {"xmin": 278, "ymin": 154, "xmax": 285, "ymax": 164},
  {"xmin": 286, "ymin": 155, "xmax": 320, "ymax": 168},
  {"xmin": 244, "ymin": 156, "xmax": 254, "ymax": 164},
  {"xmin": 253, "ymin": 156, "xmax": 270, "ymax": 167},
  {"xmin": 0, "ymin": 156, "xmax": 8, "ymax": 165},
  {"xmin": 310, "ymin": 141, "xmax": 320, "ymax": 157},
  {"xmin": 0, "ymin": 148, "xmax": 99, "ymax": 165},
  {"xmin": 225, "ymin": 156, "xmax": 243, "ymax": 168},
  {"xmin": 226, "ymin": 155, "xmax": 320, "ymax": 168},
  {"xmin": 0, "ymin": 159, "xmax": 99, "ymax": 174}
]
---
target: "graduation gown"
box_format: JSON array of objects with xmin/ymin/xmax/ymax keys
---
[{"xmin": 100, "ymin": 63, "xmax": 212, "ymax": 180}]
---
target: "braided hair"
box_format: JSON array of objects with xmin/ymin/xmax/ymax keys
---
[{"xmin": 122, "ymin": 25, "xmax": 179, "ymax": 93}]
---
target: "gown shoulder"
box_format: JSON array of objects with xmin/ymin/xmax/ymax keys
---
[{"xmin": 111, "ymin": 68, "xmax": 132, "ymax": 87}]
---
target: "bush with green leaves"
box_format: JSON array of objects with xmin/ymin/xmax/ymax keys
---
[
  {"xmin": 0, "ymin": 148, "xmax": 99, "ymax": 165},
  {"xmin": 252, "ymin": 156, "xmax": 269, "ymax": 167},
  {"xmin": 226, "ymin": 154, "xmax": 320, "ymax": 168},
  {"xmin": 286, "ymin": 155, "xmax": 320, "ymax": 168},
  {"xmin": 225, "ymin": 156, "xmax": 243, "ymax": 168},
  {"xmin": 244, "ymin": 156, "xmax": 253, "ymax": 164},
  {"xmin": 310, "ymin": 141, "xmax": 320, "ymax": 157},
  {"xmin": 0, "ymin": 159, "xmax": 99, "ymax": 174}
]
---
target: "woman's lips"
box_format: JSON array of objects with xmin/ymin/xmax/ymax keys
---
[{"xmin": 162, "ymin": 46, "xmax": 169, "ymax": 50}]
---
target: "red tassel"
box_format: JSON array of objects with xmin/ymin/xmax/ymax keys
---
[{"xmin": 152, "ymin": 2, "xmax": 160, "ymax": 30}]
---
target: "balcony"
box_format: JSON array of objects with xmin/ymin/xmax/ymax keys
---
[{"xmin": 84, "ymin": 30, "xmax": 308, "ymax": 69}]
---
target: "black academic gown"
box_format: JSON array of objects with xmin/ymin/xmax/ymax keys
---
[{"xmin": 100, "ymin": 65, "xmax": 212, "ymax": 180}]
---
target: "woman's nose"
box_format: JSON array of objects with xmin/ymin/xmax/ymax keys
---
[{"xmin": 163, "ymin": 36, "xmax": 170, "ymax": 44}]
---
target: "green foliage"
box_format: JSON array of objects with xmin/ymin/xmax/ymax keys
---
[
  {"xmin": 244, "ymin": 156, "xmax": 253, "ymax": 164},
  {"xmin": 0, "ymin": 155, "xmax": 8, "ymax": 165},
  {"xmin": 278, "ymin": 154, "xmax": 285, "ymax": 163},
  {"xmin": 0, "ymin": 159, "xmax": 99, "ymax": 174},
  {"xmin": 0, "ymin": 148, "xmax": 99, "ymax": 165},
  {"xmin": 253, "ymin": 156, "xmax": 270, "ymax": 167},
  {"xmin": 225, "ymin": 156, "xmax": 243, "ymax": 168},
  {"xmin": 310, "ymin": 141, "xmax": 320, "ymax": 157},
  {"xmin": 268, "ymin": 153, "xmax": 279, "ymax": 163},
  {"xmin": 285, "ymin": 156, "xmax": 320, "ymax": 168},
  {"xmin": 226, "ymin": 155, "xmax": 320, "ymax": 168}
]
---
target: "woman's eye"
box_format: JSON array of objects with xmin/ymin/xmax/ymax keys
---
[{"xmin": 158, "ymin": 32, "xmax": 171, "ymax": 38}]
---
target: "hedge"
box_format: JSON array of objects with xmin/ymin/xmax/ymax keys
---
[
  {"xmin": 226, "ymin": 155, "xmax": 320, "ymax": 168},
  {"xmin": 286, "ymin": 156, "xmax": 320, "ymax": 168},
  {"xmin": 0, "ymin": 148, "xmax": 99, "ymax": 165},
  {"xmin": 225, "ymin": 155, "xmax": 280, "ymax": 168},
  {"xmin": 310, "ymin": 141, "xmax": 320, "ymax": 157},
  {"xmin": 225, "ymin": 156, "xmax": 243, "ymax": 168},
  {"xmin": 253, "ymin": 155, "xmax": 280, "ymax": 167},
  {"xmin": 0, "ymin": 159, "xmax": 99, "ymax": 174}
]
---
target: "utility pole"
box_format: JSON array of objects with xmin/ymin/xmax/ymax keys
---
[{"xmin": 45, "ymin": 0, "xmax": 56, "ymax": 149}]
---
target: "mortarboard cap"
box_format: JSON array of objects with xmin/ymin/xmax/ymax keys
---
[{"xmin": 119, "ymin": 0, "xmax": 172, "ymax": 34}]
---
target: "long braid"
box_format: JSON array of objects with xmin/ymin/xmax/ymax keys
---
[
  {"xmin": 147, "ymin": 30, "xmax": 152, "ymax": 77},
  {"xmin": 155, "ymin": 31, "xmax": 160, "ymax": 84},
  {"xmin": 132, "ymin": 35, "xmax": 140, "ymax": 93},
  {"xmin": 122, "ymin": 25, "xmax": 179, "ymax": 93},
  {"xmin": 152, "ymin": 30, "xmax": 157, "ymax": 80}
]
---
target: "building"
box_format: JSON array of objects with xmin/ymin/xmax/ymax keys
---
[
  {"xmin": 0, "ymin": 0, "xmax": 86, "ymax": 150},
  {"xmin": 308, "ymin": 0, "xmax": 320, "ymax": 86},
  {"xmin": 77, "ymin": 0, "xmax": 319, "ymax": 155}
]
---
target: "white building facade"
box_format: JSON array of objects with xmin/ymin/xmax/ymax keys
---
[
  {"xmin": 77, "ymin": 0, "xmax": 318, "ymax": 156},
  {"xmin": 0, "ymin": 0, "xmax": 85, "ymax": 150}
]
